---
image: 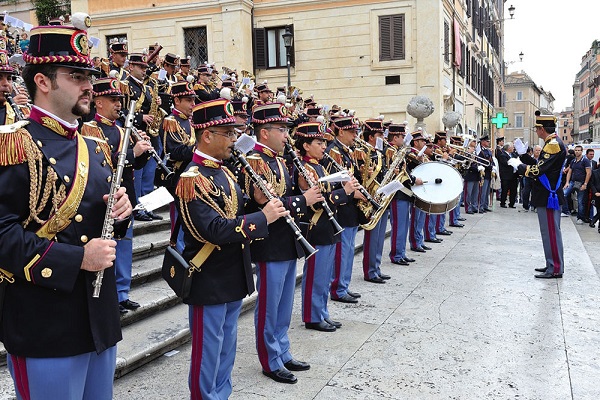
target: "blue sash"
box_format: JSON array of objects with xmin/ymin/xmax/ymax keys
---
[{"xmin": 538, "ymin": 159, "xmax": 566, "ymax": 210}]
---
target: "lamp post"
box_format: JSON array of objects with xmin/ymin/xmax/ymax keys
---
[{"xmin": 282, "ymin": 26, "xmax": 294, "ymax": 95}]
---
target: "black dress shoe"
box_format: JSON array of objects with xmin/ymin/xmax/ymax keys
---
[
  {"xmin": 425, "ymin": 238, "xmax": 442, "ymax": 243},
  {"xmin": 500, "ymin": 205, "xmax": 507, "ymax": 208},
  {"xmin": 365, "ymin": 276, "xmax": 386, "ymax": 284},
  {"xmin": 534, "ymin": 267, "xmax": 547, "ymax": 272},
  {"xmin": 589, "ymin": 222, "xmax": 595, "ymax": 228},
  {"xmin": 450, "ymin": 223, "xmax": 464, "ymax": 228},
  {"xmin": 262, "ymin": 369, "xmax": 297, "ymax": 384},
  {"xmin": 379, "ymin": 273, "xmax": 391, "ymax": 280},
  {"xmin": 305, "ymin": 321, "xmax": 336, "ymax": 332},
  {"xmin": 457, "ymin": 217, "xmax": 466, "ymax": 221},
  {"xmin": 508, "ymin": 205, "xmax": 516, "ymax": 209},
  {"xmin": 535, "ymin": 272, "xmax": 562, "ymax": 279},
  {"xmin": 437, "ymin": 231, "xmax": 452, "ymax": 235},
  {"xmin": 403, "ymin": 257, "xmax": 415, "ymax": 263},
  {"xmin": 466, "ymin": 211, "xmax": 475, "ymax": 214},
  {"xmin": 120, "ymin": 299, "xmax": 140, "ymax": 310},
  {"xmin": 391, "ymin": 259, "xmax": 409, "ymax": 266},
  {"xmin": 347, "ymin": 290, "xmax": 361, "ymax": 298},
  {"xmin": 484, "ymin": 208, "xmax": 493, "ymax": 212},
  {"xmin": 134, "ymin": 211, "xmax": 153, "ymax": 222},
  {"xmin": 284, "ymin": 359, "xmax": 310, "ymax": 371},
  {"xmin": 119, "ymin": 305, "xmax": 129, "ymax": 315},
  {"xmin": 325, "ymin": 318, "xmax": 342, "ymax": 328},
  {"xmin": 411, "ymin": 247, "xmax": 426, "ymax": 253},
  {"xmin": 147, "ymin": 211, "xmax": 163, "ymax": 220},
  {"xmin": 421, "ymin": 245, "xmax": 432, "ymax": 250},
  {"xmin": 331, "ymin": 294, "xmax": 358, "ymax": 303}
]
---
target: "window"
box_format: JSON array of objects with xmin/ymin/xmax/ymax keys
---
[
  {"xmin": 516, "ymin": 91, "xmax": 523, "ymax": 101},
  {"xmin": 253, "ymin": 26, "xmax": 295, "ymax": 69},
  {"xmin": 184, "ymin": 27, "xmax": 208, "ymax": 69},
  {"xmin": 443, "ymin": 20, "xmax": 450, "ymax": 64},
  {"xmin": 515, "ymin": 115, "xmax": 523, "ymax": 128},
  {"xmin": 379, "ymin": 14, "xmax": 405, "ymax": 61},
  {"xmin": 106, "ymin": 34, "xmax": 127, "ymax": 57}
]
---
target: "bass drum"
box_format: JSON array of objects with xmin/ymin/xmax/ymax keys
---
[{"xmin": 411, "ymin": 161, "xmax": 464, "ymax": 214}]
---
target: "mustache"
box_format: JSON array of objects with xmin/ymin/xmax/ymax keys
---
[{"xmin": 80, "ymin": 90, "xmax": 92, "ymax": 99}]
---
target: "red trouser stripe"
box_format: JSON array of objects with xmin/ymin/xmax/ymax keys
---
[
  {"xmin": 10, "ymin": 355, "xmax": 31, "ymax": 400},
  {"xmin": 303, "ymin": 256, "xmax": 316, "ymax": 322},
  {"xmin": 190, "ymin": 306, "xmax": 204, "ymax": 399},
  {"xmin": 255, "ymin": 262, "xmax": 270, "ymax": 371},
  {"xmin": 330, "ymin": 242, "xmax": 343, "ymax": 298},
  {"xmin": 546, "ymin": 208, "xmax": 561, "ymax": 274},
  {"xmin": 362, "ymin": 230, "xmax": 371, "ymax": 278},
  {"xmin": 390, "ymin": 202, "xmax": 398, "ymax": 259}
]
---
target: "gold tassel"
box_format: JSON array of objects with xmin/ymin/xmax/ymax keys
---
[
  {"xmin": 80, "ymin": 122, "xmax": 104, "ymax": 140},
  {"xmin": 176, "ymin": 175, "xmax": 198, "ymax": 202},
  {"xmin": 247, "ymin": 155, "xmax": 267, "ymax": 176},
  {"xmin": 0, "ymin": 128, "xmax": 31, "ymax": 166},
  {"xmin": 331, "ymin": 150, "xmax": 344, "ymax": 167},
  {"xmin": 162, "ymin": 116, "xmax": 178, "ymax": 133}
]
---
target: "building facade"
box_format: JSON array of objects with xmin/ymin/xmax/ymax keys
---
[
  {"xmin": 572, "ymin": 40, "xmax": 600, "ymax": 144},
  {"xmin": 71, "ymin": 0, "xmax": 506, "ymax": 135},
  {"xmin": 557, "ymin": 108, "xmax": 574, "ymax": 145}
]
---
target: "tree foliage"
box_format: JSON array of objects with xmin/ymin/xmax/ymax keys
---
[{"xmin": 32, "ymin": 0, "xmax": 71, "ymax": 25}]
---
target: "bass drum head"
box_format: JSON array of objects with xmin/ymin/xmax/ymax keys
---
[{"xmin": 411, "ymin": 161, "xmax": 464, "ymax": 214}]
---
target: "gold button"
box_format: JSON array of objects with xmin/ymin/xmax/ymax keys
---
[
  {"xmin": 75, "ymin": 214, "xmax": 83, "ymax": 222},
  {"xmin": 37, "ymin": 140, "xmax": 43, "ymax": 147},
  {"xmin": 241, "ymin": 244, "xmax": 245, "ymax": 249},
  {"xmin": 101, "ymin": 160, "xmax": 106, "ymax": 167},
  {"xmin": 107, "ymin": 175, "xmax": 112, "ymax": 182},
  {"xmin": 49, "ymin": 157, "xmax": 56, "ymax": 165},
  {"xmin": 64, "ymin": 175, "xmax": 70, "ymax": 183},
  {"xmin": 95, "ymin": 146, "xmax": 101, "ymax": 154},
  {"xmin": 41, "ymin": 268, "xmax": 52, "ymax": 278},
  {"xmin": 81, "ymin": 235, "xmax": 88, "ymax": 243}
]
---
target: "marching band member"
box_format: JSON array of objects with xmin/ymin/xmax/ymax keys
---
[
  {"xmin": 432, "ymin": 131, "xmax": 453, "ymax": 236},
  {"xmin": 448, "ymin": 134, "xmax": 466, "ymax": 227},
  {"xmin": 388, "ymin": 124, "xmax": 422, "ymax": 265},
  {"xmin": 126, "ymin": 53, "xmax": 163, "ymax": 221},
  {"xmin": 245, "ymin": 103, "xmax": 322, "ymax": 384},
  {"xmin": 0, "ymin": 39, "xmax": 29, "ymax": 125},
  {"xmin": 178, "ymin": 99, "xmax": 286, "ymax": 399},
  {"xmin": 82, "ymin": 77, "xmax": 152, "ymax": 314},
  {"xmin": 478, "ymin": 135, "xmax": 494, "ymax": 212},
  {"xmin": 103, "ymin": 42, "xmax": 129, "ymax": 80},
  {"xmin": 464, "ymin": 140, "xmax": 482, "ymax": 214},
  {"xmin": 175, "ymin": 56, "xmax": 191, "ymax": 82},
  {"xmin": 294, "ymin": 122, "xmax": 356, "ymax": 332},
  {"xmin": 407, "ymin": 130, "xmax": 431, "ymax": 253},
  {"xmin": 1, "ymin": 18, "xmax": 132, "ymax": 398},
  {"xmin": 160, "ymin": 81, "xmax": 196, "ymax": 251},
  {"xmin": 193, "ymin": 64, "xmax": 221, "ymax": 102},
  {"xmin": 323, "ymin": 116, "xmax": 365, "ymax": 302},
  {"xmin": 360, "ymin": 118, "xmax": 391, "ymax": 283}
]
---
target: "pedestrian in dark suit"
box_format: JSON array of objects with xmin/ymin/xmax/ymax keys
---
[
  {"xmin": 179, "ymin": 99, "xmax": 287, "ymax": 399},
  {"xmin": 497, "ymin": 142, "xmax": 518, "ymax": 208},
  {"xmin": 1, "ymin": 19, "xmax": 132, "ymax": 399}
]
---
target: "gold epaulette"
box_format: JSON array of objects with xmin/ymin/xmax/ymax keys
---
[
  {"xmin": 193, "ymin": 83, "xmax": 206, "ymax": 91},
  {"xmin": 246, "ymin": 154, "xmax": 269, "ymax": 176},
  {"xmin": 385, "ymin": 147, "xmax": 395, "ymax": 160},
  {"xmin": 162, "ymin": 116, "xmax": 178, "ymax": 133},
  {"xmin": 543, "ymin": 138, "xmax": 561, "ymax": 155},
  {"xmin": 80, "ymin": 121, "xmax": 103, "ymax": 140},
  {"xmin": 0, "ymin": 121, "xmax": 34, "ymax": 166},
  {"xmin": 176, "ymin": 166, "xmax": 202, "ymax": 202},
  {"xmin": 329, "ymin": 148, "xmax": 344, "ymax": 166}
]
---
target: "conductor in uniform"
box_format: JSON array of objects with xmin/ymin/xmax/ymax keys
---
[
  {"xmin": 0, "ymin": 16, "xmax": 132, "ymax": 399},
  {"xmin": 177, "ymin": 99, "xmax": 287, "ymax": 399}
]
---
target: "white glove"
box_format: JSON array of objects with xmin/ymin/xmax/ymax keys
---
[
  {"xmin": 492, "ymin": 166, "xmax": 498, "ymax": 174},
  {"xmin": 514, "ymin": 138, "xmax": 528, "ymax": 155},
  {"xmin": 507, "ymin": 157, "xmax": 522, "ymax": 172},
  {"xmin": 477, "ymin": 165, "xmax": 485, "ymax": 172}
]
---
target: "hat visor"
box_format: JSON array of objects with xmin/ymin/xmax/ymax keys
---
[{"xmin": 54, "ymin": 63, "xmax": 102, "ymax": 76}]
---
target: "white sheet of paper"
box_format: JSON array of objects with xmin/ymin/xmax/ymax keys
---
[
  {"xmin": 376, "ymin": 180, "xmax": 403, "ymax": 196},
  {"xmin": 375, "ymin": 137, "xmax": 384, "ymax": 151},
  {"xmin": 235, "ymin": 134, "xmax": 256, "ymax": 154},
  {"xmin": 318, "ymin": 171, "xmax": 351, "ymax": 183},
  {"xmin": 158, "ymin": 69, "xmax": 167, "ymax": 81},
  {"xmin": 136, "ymin": 186, "xmax": 174, "ymax": 212}
]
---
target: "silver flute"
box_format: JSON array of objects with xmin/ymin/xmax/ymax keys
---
[{"xmin": 92, "ymin": 101, "xmax": 136, "ymax": 298}]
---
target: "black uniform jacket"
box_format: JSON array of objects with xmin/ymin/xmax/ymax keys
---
[
  {"xmin": 243, "ymin": 143, "xmax": 307, "ymax": 262},
  {"xmin": 479, "ymin": 147, "xmax": 494, "ymax": 180},
  {"xmin": 517, "ymin": 134, "xmax": 567, "ymax": 208},
  {"xmin": 497, "ymin": 149, "xmax": 516, "ymax": 180},
  {"xmin": 177, "ymin": 152, "xmax": 269, "ymax": 305},
  {"xmin": 293, "ymin": 157, "xmax": 348, "ymax": 246},
  {"xmin": 193, "ymin": 83, "xmax": 220, "ymax": 103},
  {"xmin": 322, "ymin": 140, "xmax": 361, "ymax": 227},
  {"xmin": 0, "ymin": 111, "xmax": 128, "ymax": 358},
  {"xmin": 160, "ymin": 109, "xmax": 194, "ymax": 193}
]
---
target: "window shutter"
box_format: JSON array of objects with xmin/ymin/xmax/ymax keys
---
[
  {"xmin": 392, "ymin": 14, "xmax": 405, "ymax": 59},
  {"xmin": 444, "ymin": 21, "xmax": 450, "ymax": 63},
  {"xmin": 379, "ymin": 16, "xmax": 391, "ymax": 61},
  {"xmin": 289, "ymin": 25, "xmax": 295, "ymax": 67},
  {"xmin": 253, "ymin": 28, "xmax": 267, "ymax": 69}
]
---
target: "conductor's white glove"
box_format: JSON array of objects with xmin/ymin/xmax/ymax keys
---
[
  {"xmin": 514, "ymin": 138, "xmax": 528, "ymax": 155},
  {"xmin": 477, "ymin": 165, "xmax": 485, "ymax": 172},
  {"xmin": 507, "ymin": 157, "xmax": 522, "ymax": 172}
]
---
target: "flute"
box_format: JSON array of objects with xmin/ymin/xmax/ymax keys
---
[
  {"xmin": 92, "ymin": 101, "xmax": 136, "ymax": 298},
  {"xmin": 231, "ymin": 149, "xmax": 318, "ymax": 259},
  {"xmin": 118, "ymin": 111, "xmax": 173, "ymax": 180},
  {"xmin": 284, "ymin": 142, "xmax": 344, "ymax": 236}
]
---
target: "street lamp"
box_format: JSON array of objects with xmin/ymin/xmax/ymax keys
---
[
  {"xmin": 282, "ymin": 26, "xmax": 293, "ymax": 95},
  {"xmin": 484, "ymin": 4, "xmax": 515, "ymax": 27}
]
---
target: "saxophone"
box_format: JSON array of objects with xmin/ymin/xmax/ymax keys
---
[{"xmin": 146, "ymin": 81, "xmax": 167, "ymax": 137}]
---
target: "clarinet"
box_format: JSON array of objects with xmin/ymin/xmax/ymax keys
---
[
  {"xmin": 231, "ymin": 150, "xmax": 318, "ymax": 259},
  {"xmin": 4, "ymin": 93, "xmax": 25, "ymax": 121},
  {"xmin": 284, "ymin": 142, "xmax": 344, "ymax": 236},
  {"xmin": 322, "ymin": 152, "xmax": 383, "ymax": 212},
  {"xmin": 118, "ymin": 111, "xmax": 174, "ymax": 180},
  {"xmin": 92, "ymin": 101, "xmax": 136, "ymax": 298}
]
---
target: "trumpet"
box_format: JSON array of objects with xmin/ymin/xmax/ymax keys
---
[{"xmin": 446, "ymin": 143, "xmax": 490, "ymax": 167}]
